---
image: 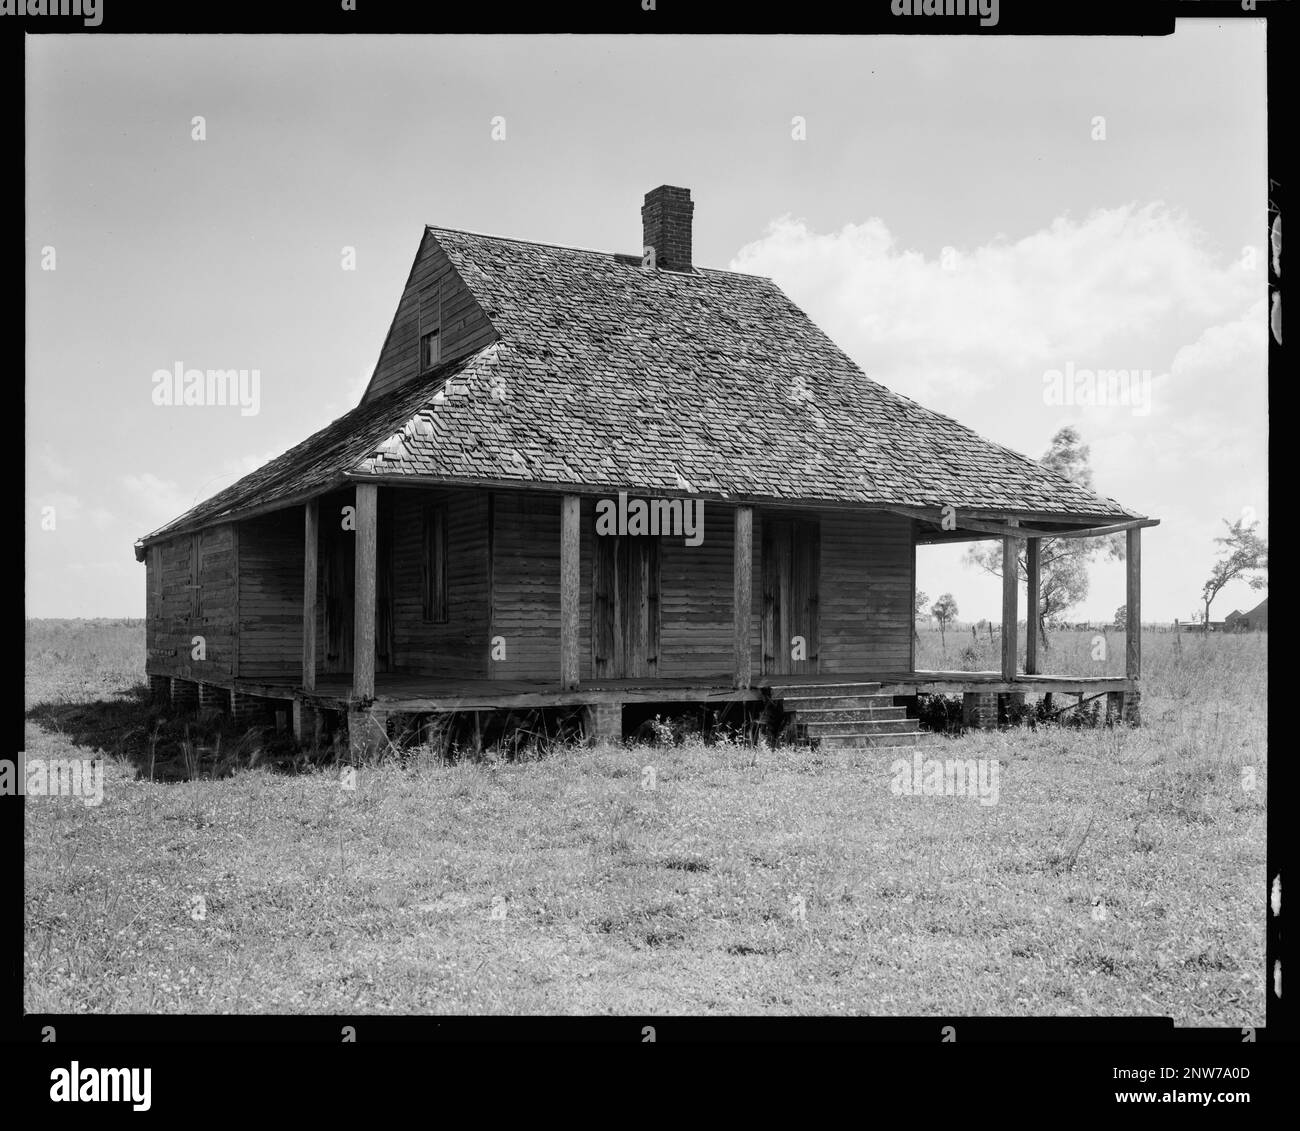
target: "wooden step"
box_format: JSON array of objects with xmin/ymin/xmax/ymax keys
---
[
  {"xmin": 802, "ymin": 718, "xmax": 919, "ymax": 737},
  {"xmin": 768, "ymin": 682, "xmax": 882, "ymax": 697},
  {"xmin": 779, "ymin": 693, "xmax": 898, "ymax": 710},
  {"xmin": 789, "ymin": 706, "xmax": 908, "ymax": 723},
  {"xmin": 814, "ymin": 731, "xmax": 933, "ymax": 748}
]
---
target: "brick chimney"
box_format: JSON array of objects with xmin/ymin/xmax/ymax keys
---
[{"xmin": 641, "ymin": 185, "xmax": 694, "ymax": 272}]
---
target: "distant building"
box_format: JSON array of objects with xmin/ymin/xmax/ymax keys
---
[{"xmin": 1233, "ymin": 597, "xmax": 1268, "ymax": 632}]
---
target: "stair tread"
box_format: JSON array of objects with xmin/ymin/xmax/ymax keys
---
[
  {"xmin": 771, "ymin": 683, "xmax": 882, "ymax": 692},
  {"xmin": 791, "ymin": 706, "xmax": 906, "ymax": 716},
  {"xmin": 781, "ymin": 693, "xmax": 895, "ymax": 701}
]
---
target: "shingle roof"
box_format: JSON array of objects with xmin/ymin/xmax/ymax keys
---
[
  {"xmin": 139, "ymin": 223, "xmax": 1144, "ymax": 549},
  {"xmin": 136, "ymin": 353, "xmax": 481, "ymax": 547}
]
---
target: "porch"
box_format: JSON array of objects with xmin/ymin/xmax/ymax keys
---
[
  {"xmin": 286, "ymin": 668, "xmax": 1138, "ymax": 712},
  {"xmin": 150, "ymin": 481, "xmax": 1151, "ymax": 751},
  {"xmin": 154, "ymin": 667, "xmax": 1140, "ymax": 752}
]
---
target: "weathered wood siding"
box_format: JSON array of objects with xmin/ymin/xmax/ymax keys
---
[
  {"xmin": 659, "ymin": 502, "xmax": 762, "ymax": 678},
  {"xmin": 143, "ymin": 492, "xmax": 915, "ymax": 689},
  {"xmin": 488, "ymin": 493, "xmax": 573, "ymax": 680},
  {"xmin": 818, "ymin": 510, "xmax": 914, "ymax": 673},
  {"xmin": 362, "ymin": 231, "xmax": 498, "ymax": 403},
  {"xmin": 237, "ymin": 510, "xmax": 304, "ymax": 680},
  {"xmin": 486, "ymin": 497, "xmax": 913, "ymax": 681},
  {"xmin": 144, "ymin": 524, "xmax": 237, "ymax": 680},
  {"xmin": 390, "ymin": 486, "xmax": 491, "ymax": 677},
  {"xmin": 305, "ymin": 487, "xmax": 399, "ymax": 677}
]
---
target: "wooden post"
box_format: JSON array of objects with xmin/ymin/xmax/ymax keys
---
[
  {"xmin": 1025, "ymin": 537, "xmax": 1041, "ymax": 675},
  {"xmin": 962, "ymin": 691, "xmax": 997, "ymax": 730},
  {"xmin": 352, "ymin": 483, "xmax": 377, "ymax": 701},
  {"xmin": 1001, "ymin": 520, "xmax": 1020, "ymax": 681},
  {"xmin": 302, "ymin": 499, "xmax": 318, "ymax": 692},
  {"xmin": 1126, "ymin": 527, "xmax": 1141, "ymax": 679},
  {"xmin": 560, "ymin": 494, "xmax": 581, "ymax": 690},
  {"xmin": 292, "ymin": 698, "xmax": 318, "ymax": 745},
  {"xmin": 733, "ymin": 505, "xmax": 753, "ymax": 689}
]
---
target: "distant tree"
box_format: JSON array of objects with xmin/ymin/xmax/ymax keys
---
[
  {"xmin": 931, "ymin": 593, "xmax": 959, "ymax": 648},
  {"xmin": 963, "ymin": 427, "xmax": 1123, "ymax": 650},
  {"xmin": 912, "ymin": 589, "xmax": 929, "ymax": 644},
  {"xmin": 1113, "ymin": 604, "xmax": 1127, "ymax": 631},
  {"xmin": 1202, "ymin": 518, "xmax": 1268, "ymax": 628}
]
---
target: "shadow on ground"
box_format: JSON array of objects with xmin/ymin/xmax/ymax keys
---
[{"xmin": 24, "ymin": 685, "xmax": 315, "ymax": 781}]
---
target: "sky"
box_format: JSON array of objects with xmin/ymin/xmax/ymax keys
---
[{"xmin": 26, "ymin": 27, "xmax": 1268, "ymax": 622}]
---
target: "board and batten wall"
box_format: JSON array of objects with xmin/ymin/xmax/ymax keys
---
[
  {"xmin": 144, "ymin": 524, "xmax": 237, "ymax": 681},
  {"xmin": 362, "ymin": 231, "xmax": 498, "ymax": 404},
  {"xmin": 818, "ymin": 510, "xmax": 914, "ymax": 673},
  {"xmin": 485, "ymin": 492, "xmax": 914, "ymax": 681},
  {"xmin": 390, "ymin": 486, "xmax": 492, "ymax": 678},
  {"xmin": 143, "ymin": 511, "xmax": 307, "ymax": 686},
  {"xmin": 144, "ymin": 491, "xmax": 915, "ymax": 687},
  {"xmin": 237, "ymin": 509, "xmax": 305, "ymax": 681}
]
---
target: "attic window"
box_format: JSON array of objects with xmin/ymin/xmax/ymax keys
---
[
  {"xmin": 419, "ymin": 285, "xmax": 442, "ymax": 372},
  {"xmin": 420, "ymin": 327, "xmax": 440, "ymax": 371}
]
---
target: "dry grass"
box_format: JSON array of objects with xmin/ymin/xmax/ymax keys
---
[{"xmin": 23, "ymin": 619, "xmax": 1265, "ymax": 1020}]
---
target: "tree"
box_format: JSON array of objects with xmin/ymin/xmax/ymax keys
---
[
  {"xmin": 931, "ymin": 593, "xmax": 959, "ymax": 648},
  {"xmin": 1202, "ymin": 518, "xmax": 1268, "ymax": 628},
  {"xmin": 963, "ymin": 427, "xmax": 1123, "ymax": 650},
  {"xmin": 1113, "ymin": 604, "xmax": 1127, "ymax": 631},
  {"xmin": 912, "ymin": 588, "xmax": 929, "ymax": 644}
]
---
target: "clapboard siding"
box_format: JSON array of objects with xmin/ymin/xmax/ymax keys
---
[
  {"xmin": 819, "ymin": 511, "xmax": 913, "ymax": 672},
  {"xmin": 391, "ymin": 487, "xmax": 491, "ymax": 677},
  {"xmin": 490, "ymin": 493, "xmax": 564, "ymax": 680},
  {"xmin": 363, "ymin": 231, "xmax": 497, "ymax": 403},
  {"xmin": 144, "ymin": 524, "xmax": 237, "ymax": 680},
  {"xmin": 237, "ymin": 510, "xmax": 305, "ymax": 680},
  {"xmin": 491, "ymin": 495, "xmax": 759, "ymax": 681},
  {"xmin": 144, "ymin": 488, "xmax": 917, "ymax": 689},
  {"xmin": 659, "ymin": 502, "xmax": 761, "ymax": 678}
]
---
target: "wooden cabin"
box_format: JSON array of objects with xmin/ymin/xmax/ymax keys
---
[
  {"xmin": 1226, "ymin": 597, "xmax": 1268, "ymax": 632},
  {"xmin": 135, "ymin": 185, "xmax": 1157, "ymax": 751}
]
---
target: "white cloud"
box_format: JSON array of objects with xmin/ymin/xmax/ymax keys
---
[
  {"xmin": 121, "ymin": 473, "xmax": 196, "ymax": 528},
  {"xmin": 734, "ymin": 203, "xmax": 1267, "ymax": 622},
  {"xmin": 731, "ymin": 203, "xmax": 1258, "ymax": 408}
]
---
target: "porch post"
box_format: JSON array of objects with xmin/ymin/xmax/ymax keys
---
[
  {"xmin": 302, "ymin": 498, "xmax": 318, "ymax": 692},
  {"xmin": 1001, "ymin": 519, "xmax": 1020, "ymax": 681},
  {"xmin": 1126, "ymin": 526, "xmax": 1141, "ymax": 679},
  {"xmin": 1024, "ymin": 536, "xmax": 1041, "ymax": 675},
  {"xmin": 560, "ymin": 494, "xmax": 581, "ymax": 690},
  {"xmin": 733, "ymin": 505, "xmax": 753, "ymax": 689},
  {"xmin": 352, "ymin": 483, "xmax": 377, "ymax": 700}
]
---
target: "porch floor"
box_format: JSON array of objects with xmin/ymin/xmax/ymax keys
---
[{"xmin": 229, "ymin": 669, "xmax": 1137, "ymax": 713}]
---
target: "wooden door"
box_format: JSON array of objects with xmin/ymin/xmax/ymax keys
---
[
  {"xmin": 593, "ymin": 536, "xmax": 661, "ymax": 679},
  {"xmin": 761, "ymin": 518, "xmax": 820, "ymax": 676},
  {"xmin": 321, "ymin": 521, "xmax": 354, "ymax": 674},
  {"xmin": 320, "ymin": 494, "xmax": 393, "ymax": 675}
]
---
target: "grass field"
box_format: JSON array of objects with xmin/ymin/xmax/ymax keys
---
[{"xmin": 23, "ymin": 619, "xmax": 1266, "ymax": 1020}]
